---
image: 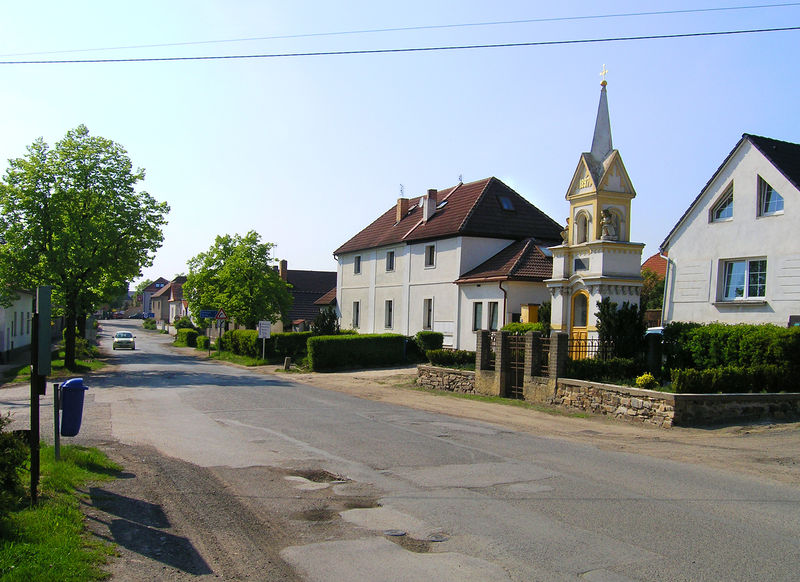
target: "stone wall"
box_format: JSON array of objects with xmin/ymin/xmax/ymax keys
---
[
  {"xmin": 417, "ymin": 365, "xmax": 476, "ymax": 394},
  {"xmin": 553, "ymin": 379, "xmax": 676, "ymax": 428},
  {"xmin": 417, "ymin": 365, "xmax": 800, "ymax": 428}
]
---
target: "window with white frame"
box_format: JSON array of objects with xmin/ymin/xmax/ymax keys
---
[
  {"xmin": 354, "ymin": 255, "xmax": 362, "ymax": 274},
  {"xmin": 721, "ymin": 259, "xmax": 767, "ymax": 300},
  {"xmin": 758, "ymin": 177, "xmax": 784, "ymax": 216},
  {"xmin": 384, "ymin": 300, "xmax": 393, "ymax": 328},
  {"xmin": 711, "ymin": 186, "xmax": 734, "ymax": 222},
  {"xmin": 424, "ymin": 244, "xmax": 436, "ymax": 268},
  {"xmin": 423, "ymin": 298, "xmax": 433, "ymax": 330},
  {"xmin": 488, "ymin": 301, "xmax": 499, "ymax": 331},
  {"xmin": 385, "ymin": 250, "xmax": 395, "ymax": 272},
  {"xmin": 352, "ymin": 301, "xmax": 360, "ymax": 328},
  {"xmin": 473, "ymin": 302, "xmax": 483, "ymax": 331}
]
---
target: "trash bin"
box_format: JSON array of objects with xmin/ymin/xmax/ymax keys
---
[{"xmin": 60, "ymin": 377, "xmax": 88, "ymax": 437}]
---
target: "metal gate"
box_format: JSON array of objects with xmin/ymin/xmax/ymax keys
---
[{"xmin": 507, "ymin": 334, "xmax": 525, "ymax": 399}]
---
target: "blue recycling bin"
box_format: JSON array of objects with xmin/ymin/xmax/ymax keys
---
[{"xmin": 60, "ymin": 377, "xmax": 88, "ymax": 437}]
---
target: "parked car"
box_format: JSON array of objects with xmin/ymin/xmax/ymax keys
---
[{"xmin": 112, "ymin": 331, "xmax": 136, "ymax": 350}]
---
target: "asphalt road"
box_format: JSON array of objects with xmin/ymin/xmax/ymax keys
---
[{"xmin": 3, "ymin": 320, "xmax": 800, "ymax": 581}]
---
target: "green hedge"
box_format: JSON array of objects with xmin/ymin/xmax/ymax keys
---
[
  {"xmin": 426, "ymin": 349, "xmax": 475, "ymax": 368},
  {"xmin": 142, "ymin": 318, "xmax": 156, "ymax": 330},
  {"xmin": 220, "ymin": 329, "xmax": 314, "ymax": 360},
  {"xmin": 196, "ymin": 335, "xmax": 210, "ymax": 350},
  {"xmin": 308, "ymin": 334, "xmax": 407, "ymax": 371},
  {"xmin": 663, "ymin": 322, "xmax": 800, "ymax": 373},
  {"xmin": 415, "ymin": 331, "xmax": 443, "ymax": 352},
  {"xmin": 175, "ymin": 328, "xmax": 199, "ymax": 347},
  {"xmin": 500, "ymin": 322, "xmax": 546, "ymax": 335},
  {"xmin": 671, "ymin": 364, "xmax": 790, "ymax": 394},
  {"xmin": 566, "ymin": 357, "xmax": 645, "ymax": 382}
]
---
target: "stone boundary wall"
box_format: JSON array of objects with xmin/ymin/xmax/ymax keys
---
[
  {"xmin": 417, "ymin": 365, "xmax": 800, "ymax": 428},
  {"xmin": 417, "ymin": 365, "xmax": 476, "ymax": 394},
  {"xmin": 553, "ymin": 379, "xmax": 676, "ymax": 428}
]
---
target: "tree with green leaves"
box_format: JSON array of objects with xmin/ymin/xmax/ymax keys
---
[
  {"xmin": 183, "ymin": 231, "xmax": 292, "ymax": 329},
  {"xmin": 639, "ymin": 268, "xmax": 665, "ymax": 310},
  {"xmin": 595, "ymin": 297, "xmax": 646, "ymax": 359},
  {"xmin": 0, "ymin": 125, "xmax": 169, "ymax": 369}
]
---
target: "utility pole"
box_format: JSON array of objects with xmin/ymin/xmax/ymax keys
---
[{"xmin": 29, "ymin": 286, "xmax": 51, "ymax": 506}]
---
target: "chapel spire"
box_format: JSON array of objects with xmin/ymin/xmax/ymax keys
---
[{"xmin": 590, "ymin": 66, "xmax": 613, "ymax": 163}]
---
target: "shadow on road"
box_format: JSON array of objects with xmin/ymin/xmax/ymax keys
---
[{"xmin": 87, "ymin": 487, "xmax": 213, "ymax": 576}]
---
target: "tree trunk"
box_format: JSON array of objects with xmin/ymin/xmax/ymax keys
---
[
  {"xmin": 77, "ymin": 313, "xmax": 87, "ymax": 339},
  {"xmin": 64, "ymin": 311, "xmax": 77, "ymax": 371}
]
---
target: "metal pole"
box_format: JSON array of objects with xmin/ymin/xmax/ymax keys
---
[
  {"xmin": 30, "ymin": 309, "xmax": 40, "ymax": 505},
  {"xmin": 53, "ymin": 383, "xmax": 61, "ymax": 461}
]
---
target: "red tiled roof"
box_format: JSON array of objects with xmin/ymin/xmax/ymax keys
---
[
  {"xmin": 334, "ymin": 177, "xmax": 563, "ymax": 255},
  {"xmin": 314, "ymin": 287, "xmax": 336, "ymax": 306},
  {"xmin": 641, "ymin": 253, "xmax": 667, "ymax": 278},
  {"xmin": 455, "ymin": 239, "xmax": 553, "ymax": 283}
]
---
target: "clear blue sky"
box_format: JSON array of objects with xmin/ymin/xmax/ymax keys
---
[{"xmin": 2, "ymin": 2, "xmax": 798, "ymax": 286}]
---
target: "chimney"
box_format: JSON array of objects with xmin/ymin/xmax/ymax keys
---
[
  {"xmin": 396, "ymin": 198, "xmax": 409, "ymax": 223},
  {"xmin": 422, "ymin": 188, "xmax": 437, "ymax": 222},
  {"xmin": 279, "ymin": 259, "xmax": 288, "ymax": 281}
]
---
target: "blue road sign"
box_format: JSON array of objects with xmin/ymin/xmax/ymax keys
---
[{"xmin": 199, "ymin": 310, "xmax": 217, "ymax": 319}]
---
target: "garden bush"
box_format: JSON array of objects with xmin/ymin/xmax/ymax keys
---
[
  {"xmin": 274, "ymin": 332, "xmax": 313, "ymax": 359},
  {"xmin": 566, "ymin": 357, "xmax": 645, "ymax": 383},
  {"xmin": 671, "ymin": 364, "xmax": 790, "ymax": 394},
  {"xmin": 500, "ymin": 322, "xmax": 546, "ymax": 335},
  {"xmin": 415, "ymin": 331, "xmax": 443, "ymax": 353},
  {"xmin": 308, "ymin": 334, "xmax": 407, "ymax": 371},
  {"xmin": 0, "ymin": 415, "xmax": 28, "ymax": 517},
  {"xmin": 635, "ymin": 372, "xmax": 659, "ymax": 390},
  {"xmin": 175, "ymin": 328, "xmax": 199, "ymax": 347},
  {"xmin": 196, "ymin": 335, "xmax": 210, "ymax": 350},
  {"xmin": 142, "ymin": 318, "xmax": 156, "ymax": 330},
  {"xmin": 664, "ymin": 322, "xmax": 800, "ymax": 375},
  {"xmin": 426, "ymin": 349, "xmax": 475, "ymax": 368},
  {"xmin": 174, "ymin": 316, "xmax": 195, "ymax": 330}
]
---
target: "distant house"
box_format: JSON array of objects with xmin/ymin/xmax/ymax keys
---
[
  {"xmin": 333, "ymin": 177, "xmax": 563, "ymax": 350},
  {"xmin": 661, "ymin": 134, "xmax": 800, "ymax": 326},
  {"xmin": 0, "ymin": 289, "xmax": 33, "ymax": 364},
  {"xmin": 141, "ymin": 277, "xmax": 168, "ymax": 316},
  {"xmin": 150, "ymin": 276, "xmax": 187, "ymax": 325},
  {"xmin": 273, "ymin": 261, "xmax": 337, "ymax": 332}
]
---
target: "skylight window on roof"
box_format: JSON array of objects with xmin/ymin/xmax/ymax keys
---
[
  {"xmin": 536, "ymin": 245, "xmax": 553, "ymax": 257},
  {"xmin": 498, "ymin": 195, "xmax": 515, "ymax": 211},
  {"xmin": 436, "ymin": 200, "xmax": 448, "ymax": 210}
]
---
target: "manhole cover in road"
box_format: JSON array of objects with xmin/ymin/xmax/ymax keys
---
[{"xmin": 383, "ymin": 529, "xmax": 406, "ymax": 537}]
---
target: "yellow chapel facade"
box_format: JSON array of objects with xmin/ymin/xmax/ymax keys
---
[{"xmin": 546, "ymin": 78, "xmax": 644, "ymax": 341}]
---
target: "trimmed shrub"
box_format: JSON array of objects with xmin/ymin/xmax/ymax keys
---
[
  {"xmin": 501, "ymin": 322, "xmax": 546, "ymax": 335},
  {"xmin": 142, "ymin": 318, "xmax": 157, "ymax": 330},
  {"xmin": 671, "ymin": 364, "xmax": 791, "ymax": 394},
  {"xmin": 566, "ymin": 357, "xmax": 644, "ymax": 382},
  {"xmin": 175, "ymin": 328, "xmax": 199, "ymax": 347},
  {"xmin": 426, "ymin": 349, "xmax": 475, "ymax": 368},
  {"xmin": 174, "ymin": 316, "xmax": 195, "ymax": 330},
  {"xmin": 308, "ymin": 334, "xmax": 407, "ymax": 371},
  {"xmin": 196, "ymin": 335, "xmax": 210, "ymax": 350},
  {"xmin": 274, "ymin": 332, "xmax": 313, "ymax": 359},
  {"xmin": 415, "ymin": 331, "xmax": 443, "ymax": 353}
]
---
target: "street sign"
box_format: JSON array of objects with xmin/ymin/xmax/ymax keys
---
[
  {"xmin": 199, "ymin": 309, "xmax": 217, "ymax": 319},
  {"xmin": 258, "ymin": 321, "xmax": 271, "ymax": 339},
  {"xmin": 215, "ymin": 308, "xmax": 228, "ymax": 321}
]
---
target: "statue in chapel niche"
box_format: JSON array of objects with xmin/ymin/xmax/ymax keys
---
[
  {"xmin": 600, "ymin": 209, "xmax": 619, "ymax": 241},
  {"xmin": 560, "ymin": 217, "xmax": 570, "ymax": 244}
]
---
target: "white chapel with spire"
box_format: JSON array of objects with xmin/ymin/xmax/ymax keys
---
[{"xmin": 546, "ymin": 74, "xmax": 644, "ymax": 341}]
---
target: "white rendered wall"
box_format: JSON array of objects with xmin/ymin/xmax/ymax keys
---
[{"xmin": 664, "ymin": 140, "xmax": 800, "ymax": 325}]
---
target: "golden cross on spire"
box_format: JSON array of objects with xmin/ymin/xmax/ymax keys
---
[{"xmin": 600, "ymin": 64, "xmax": 609, "ymax": 85}]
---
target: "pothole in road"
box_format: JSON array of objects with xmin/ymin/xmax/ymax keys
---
[
  {"xmin": 292, "ymin": 469, "xmax": 347, "ymax": 483},
  {"xmin": 342, "ymin": 498, "xmax": 381, "ymax": 510},
  {"xmin": 294, "ymin": 508, "xmax": 338, "ymax": 522},
  {"xmin": 386, "ymin": 534, "xmax": 432, "ymax": 554}
]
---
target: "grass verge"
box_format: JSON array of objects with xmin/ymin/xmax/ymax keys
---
[
  {"xmin": 0, "ymin": 444, "xmax": 121, "ymax": 581},
  {"xmin": 4, "ymin": 352, "xmax": 104, "ymax": 386}
]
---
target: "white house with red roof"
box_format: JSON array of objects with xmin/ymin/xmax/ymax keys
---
[
  {"xmin": 333, "ymin": 177, "xmax": 563, "ymax": 350},
  {"xmin": 660, "ymin": 134, "xmax": 800, "ymax": 326}
]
